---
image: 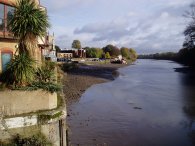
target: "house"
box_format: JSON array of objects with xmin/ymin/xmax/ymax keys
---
[
  {"xmin": 38, "ymin": 33, "xmax": 57, "ymax": 62},
  {"xmin": 0, "ymin": 0, "xmax": 46, "ymax": 73},
  {"xmin": 57, "ymin": 48, "xmax": 86, "ymax": 61}
]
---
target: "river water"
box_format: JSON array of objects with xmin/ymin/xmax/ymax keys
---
[{"xmin": 67, "ymin": 60, "xmax": 195, "ymax": 146}]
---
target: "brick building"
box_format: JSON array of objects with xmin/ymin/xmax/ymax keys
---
[{"xmin": 57, "ymin": 48, "xmax": 86, "ymax": 60}]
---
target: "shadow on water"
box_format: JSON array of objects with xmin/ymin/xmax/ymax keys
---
[
  {"xmin": 175, "ymin": 67, "xmax": 195, "ymax": 145},
  {"xmin": 174, "ymin": 67, "xmax": 195, "ymax": 86}
]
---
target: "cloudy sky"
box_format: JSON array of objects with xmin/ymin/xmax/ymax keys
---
[{"xmin": 41, "ymin": 0, "xmax": 193, "ymax": 54}]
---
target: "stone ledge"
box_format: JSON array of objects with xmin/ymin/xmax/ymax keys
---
[{"xmin": 0, "ymin": 90, "xmax": 57, "ymax": 116}]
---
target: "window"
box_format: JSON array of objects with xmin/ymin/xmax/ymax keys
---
[
  {"xmin": 7, "ymin": 6, "xmax": 14, "ymax": 31},
  {"xmin": 0, "ymin": 4, "xmax": 4, "ymax": 31},
  {"xmin": 0, "ymin": 3, "xmax": 15, "ymax": 37}
]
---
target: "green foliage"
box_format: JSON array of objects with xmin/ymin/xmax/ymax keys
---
[
  {"xmin": 36, "ymin": 61, "xmax": 56, "ymax": 83},
  {"xmin": 72, "ymin": 40, "xmax": 81, "ymax": 49},
  {"xmin": 102, "ymin": 44, "xmax": 120, "ymax": 57},
  {"xmin": 85, "ymin": 47, "xmax": 103, "ymax": 58},
  {"xmin": 129, "ymin": 48, "xmax": 137, "ymax": 62},
  {"xmin": 121, "ymin": 47, "xmax": 130, "ymax": 58},
  {"xmin": 102, "ymin": 44, "xmax": 113, "ymax": 53},
  {"xmin": 0, "ymin": 53, "xmax": 36, "ymax": 87},
  {"xmin": 9, "ymin": 0, "xmax": 50, "ymax": 54},
  {"xmin": 105, "ymin": 52, "xmax": 111, "ymax": 59},
  {"xmin": 14, "ymin": 81, "xmax": 61, "ymax": 93},
  {"xmin": 120, "ymin": 47, "xmax": 137, "ymax": 62},
  {"xmin": 0, "ymin": 59, "xmax": 61, "ymax": 93}
]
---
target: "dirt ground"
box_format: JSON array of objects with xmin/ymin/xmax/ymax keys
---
[{"xmin": 63, "ymin": 63, "xmax": 128, "ymax": 104}]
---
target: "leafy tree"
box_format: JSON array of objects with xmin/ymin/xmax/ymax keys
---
[
  {"xmin": 129, "ymin": 48, "xmax": 137, "ymax": 62},
  {"xmin": 72, "ymin": 40, "xmax": 81, "ymax": 49},
  {"xmin": 111, "ymin": 47, "xmax": 120, "ymax": 57},
  {"xmin": 85, "ymin": 47, "xmax": 95, "ymax": 58},
  {"xmin": 121, "ymin": 47, "xmax": 129, "ymax": 58},
  {"xmin": 102, "ymin": 44, "xmax": 120, "ymax": 57},
  {"xmin": 102, "ymin": 44, "xmax": 113, "ymax": 53},
  {"xmin": 9, "ymin": 0, "xmax": 50, "ymax": 55},
  {"xmin": 105, "ymin": 52, "xmax": 111, "ymax": 59},
  {"xmin": 96, "ymin": 48, "xmax": 103, "ymax": 58},
  {"xmin": 85, "ymin": 47, "xmax": 103, "ymax": 58}
]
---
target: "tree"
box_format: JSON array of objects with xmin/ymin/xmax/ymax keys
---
[
  {"xmin": 102, "ymin": 44, "xmax": 120, "ymax": 57},
  {"xmin": 111, "ymin": 47, "xmax": 120, "ymax": 57},
  {"xmin": 96, "ymin": 48, "xmax": 103, "ymax": 58},
  {"xmin": 177, "ymin": 2, "xmax": 195, "ymax": 66},
  {"xmin": 183, "ymin": 3, "xmax": 195, "ymax": 49},
  {"xmin": 84, "ymin": 47, "xmax": 103, "ymax": 58},
  {"xmin": 102, "ymin": 44, "xmax": 114, "ymax": 54},
  {"xmin": 105, "ymin": 52, "xmax": 111, "ymax": 59},
  {"xmin": 9, "ymin": 0, "xmax": 50, "ymax": 55},
  {"xmin": 72, "ymin": 40, "xmax": 81, "ymax": 49},
  {"xmin": 129, "ymin": 48, "xmax": 137, "ymax": 62},
  {"xmin": 2, "ymin": 0, "xmax": 50, "ymax": 86},
  {"xmin": 121, "ymin": 47, "xmax": 129, "ymax": 58}
]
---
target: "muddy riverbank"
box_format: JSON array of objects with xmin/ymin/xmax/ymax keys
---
[{"xmin": 63, "ymin": 63, "xmax": 128, "ymax": 105}]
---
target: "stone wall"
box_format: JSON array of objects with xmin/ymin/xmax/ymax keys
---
[{"xmin": 0, "ymin": 90, "xmax": 57, "ymax": 116}]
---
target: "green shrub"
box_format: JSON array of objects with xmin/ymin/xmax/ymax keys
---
[
  {"xmin": 0, "ymin": 53, "xmax": 36, "ymax": 87},
  {"xmin": 36, "ymin": 61, "xmax": 56, "ymax": 83},
  {"xmin": 14, "ymin": 81, "xmax": 61, "ymax": 93}
]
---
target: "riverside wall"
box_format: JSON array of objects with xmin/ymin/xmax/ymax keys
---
[{"xmin": 0, "ymin": 90, "xmax": 57, "ymax": 116}]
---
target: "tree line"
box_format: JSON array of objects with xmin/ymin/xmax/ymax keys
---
[
  {"xmin": 83, "ymin": 45, "xmax": 137, "ymax": 61},
  {"xmin": 56, "ymin": 40, "xmax": 138, "ymax": 62}
]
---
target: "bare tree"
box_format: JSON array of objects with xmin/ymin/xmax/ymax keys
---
[{"xmin": 183, "ymin": 2, "xmax": 195, "ymax": 48}]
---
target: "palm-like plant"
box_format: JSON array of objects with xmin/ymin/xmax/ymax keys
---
[
  {"xmin": 0, "ymin": 0, "xmax": 50, "ymax": 87},
  {"xmin": 9, "ymin": 0, "xmax": 50, "ymax": 55},
  {"xmin": 0, "ymin": 53, "xmax": 36, "ymax": 86}
]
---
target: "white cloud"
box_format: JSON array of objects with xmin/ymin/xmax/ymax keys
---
[{"xmin": 40, "ymin": 0, "xmax": 193, "ymax": 53}]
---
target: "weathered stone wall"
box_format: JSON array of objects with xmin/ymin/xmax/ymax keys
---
[{"xmin": 0, "ymin": 90, "xmax": 57, "ymax": 116}]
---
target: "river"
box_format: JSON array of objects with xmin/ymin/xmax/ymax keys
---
[{"xmin": 67, "ymin": 59, "xmax": 195, "ymax": 146}]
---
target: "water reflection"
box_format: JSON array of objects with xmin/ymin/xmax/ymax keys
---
[
  {"xmin": 68, "ymin": 60, "xmax": 195, "ymax": 146},
  {"xmin": 175, "ymin": 67, "xmax": 195, "ymax": 146}
]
